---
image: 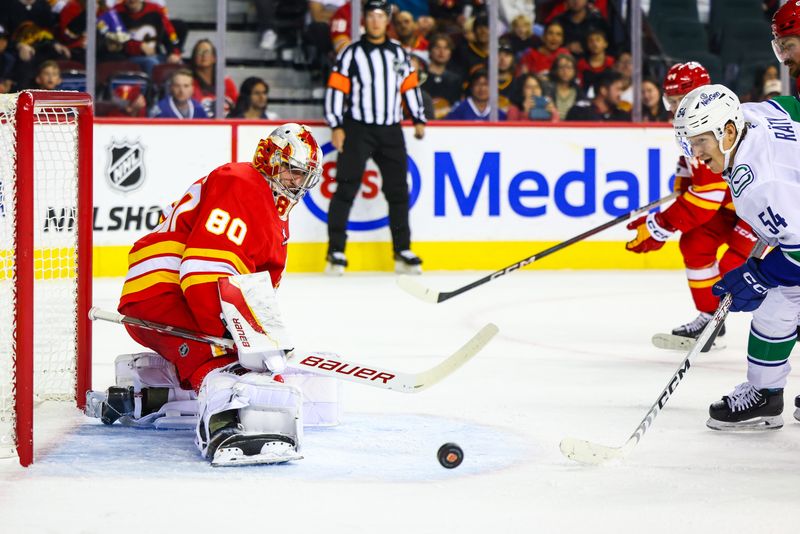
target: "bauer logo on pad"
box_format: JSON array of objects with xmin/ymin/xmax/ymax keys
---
[{"xmin": 106, "ymin": 139, "xmax": 146, "ymax": 193}]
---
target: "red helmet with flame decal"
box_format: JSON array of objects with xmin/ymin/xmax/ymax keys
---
[{"xmin": 252, "ymin": 123, "xmax": 322, "ymax": 219}]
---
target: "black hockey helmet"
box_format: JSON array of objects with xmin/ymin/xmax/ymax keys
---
[{"xmin": 364, "ymin": 0, "xmax": 391, "ymax": 16}]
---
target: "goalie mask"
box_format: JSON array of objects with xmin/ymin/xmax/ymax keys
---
[{"xmin": 253, "ymin": 123, "xmax": 322, "ymax": 220}]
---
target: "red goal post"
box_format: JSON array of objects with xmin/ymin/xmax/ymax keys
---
[{"xmin": 0, "ymin": 91, "xmax": 93, "ymax": 466}]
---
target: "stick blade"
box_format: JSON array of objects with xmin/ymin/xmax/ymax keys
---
[
  {"xmin": 559, "ymin": 437, "xmax": 630, "ymax": 465},
  {"xmin": 396, "ymin": 275, "xmax": 442, "ymax": 304},
  {"xmin": 412, "ymin": 323, "xmax": 499, "ymax": 391}
]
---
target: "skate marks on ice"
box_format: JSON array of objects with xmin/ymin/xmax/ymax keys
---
[{"xmin": 33, "ymin": 413, "xmax": 531, "ymax": 481}]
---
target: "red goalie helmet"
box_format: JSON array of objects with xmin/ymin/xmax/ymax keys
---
[
  {"xmin": 662, "ymin": 62, "xmax": 710, "ymax": 98},
  {"xmin": 252, "ymin": 123, "xmax": 322, "ymax": 217}
]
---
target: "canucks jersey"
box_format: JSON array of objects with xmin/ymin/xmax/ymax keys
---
[
  {"xmin": 119, "ymin": 162, "xmax": 288, "ymax": 336},
  {"xmin": 727, "ymin": 100, "xmax": 800, "ymax": 282}
]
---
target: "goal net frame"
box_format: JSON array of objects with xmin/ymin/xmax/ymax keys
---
[{"xmin": 2, "ymin": 90, "xmax": 93, "ymax": 466}]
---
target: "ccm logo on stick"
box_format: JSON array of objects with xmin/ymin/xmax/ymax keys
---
[{"xmin": 299, "ymin": 356, "xmax": 396, "ymax": 383}]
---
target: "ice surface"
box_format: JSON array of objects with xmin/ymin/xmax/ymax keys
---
[{"xmin": 1, "ymin": 271, "xmax": 799, "ymax": 533}]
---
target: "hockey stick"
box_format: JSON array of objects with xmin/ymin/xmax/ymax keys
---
[
  {"xmin": 89, "ymin": 307, "xmax": 498, "ymax": 394},
  {"xmin": 397, "ymin": 192, "xmax": 679, "ymax": 304},
  {"xmin": 559, "ymin": 239, "xmax": 769, "ymax": 465}
]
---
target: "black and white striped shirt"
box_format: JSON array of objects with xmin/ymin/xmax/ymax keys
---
[{"xmin": 324, "ymin": 36, "xmax": 427, "ymax": 128}]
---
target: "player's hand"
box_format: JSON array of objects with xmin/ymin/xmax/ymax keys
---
[
  {"xmin": 331, "ymin": 128, "xmax": 345, "ymax": 153},
  {"xmin": 672, "ymin": 175, "xmax": 689, "ymax": 193},
  {"xmin": 414, "ymin": 123, "xmax": 425, "ymax": 140},
  {"xmin": 712, "ymin": 258, "xmax": 776, "ymax": 312},
  {"xmin": 167, "ymin": 53, "xmax": 182, "ymax": 64},
  {"xmin": 625, "ymin": 212, "xmax": 675, "ymax": 253}
]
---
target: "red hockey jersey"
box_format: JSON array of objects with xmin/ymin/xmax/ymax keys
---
[
  {"xmin": 661, "ymin": 156, "xmax": 733, "ymax": 232},
  {"xmin": 119, "ymin": 162, "xmax": 288, "ymax": 337}
]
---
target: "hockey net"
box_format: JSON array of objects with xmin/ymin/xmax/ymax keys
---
[{"xmin": 0, "ymin": 91, "xmax": 93, "ymax": 466}]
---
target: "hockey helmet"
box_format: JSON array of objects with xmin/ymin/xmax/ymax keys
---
[
  {"xmin": 673, "ymin": 84, "xmax": 744, "ymax": 170},
  {"xmin": 252, "ymin": 123, "xmax": 322, "ymax": 219},
  {"xmin": 772, "ymin": 1, "xmax": 800, "ymax": 61},
  {"xmin": 662, "ymin": 62, "xmax": 710, "ymax": 112},
  {"xmin": 364, "ymin": 0, "xmax": 391, "ymax": 16}
]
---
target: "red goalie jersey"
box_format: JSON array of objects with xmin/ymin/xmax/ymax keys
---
[
  {"xmin": 118, "ymin": 163, "xmax": 288, "ymax": 386},
  {"xmin": 662, "ymin": 155, "xmax": 733, "ymax": 231}
]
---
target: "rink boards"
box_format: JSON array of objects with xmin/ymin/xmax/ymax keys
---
[{"xmin": 91, "ymin": 119, "xmax": 687, "ymax": 275}]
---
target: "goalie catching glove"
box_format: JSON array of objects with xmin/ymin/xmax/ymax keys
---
[
  {"xmin": 625, "ymin": 211, "xmax": 676, "ymax": 253},
  {"xmin": 218, "ymin": 272, "xmax": 293, "ymax": 375}
]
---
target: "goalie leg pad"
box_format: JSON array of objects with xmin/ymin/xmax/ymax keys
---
[
  {"xmin": 283, "ymin": 369, "xmax": 342, "ymax": 427},
  {"xmin": 196, "ymin": 366, "xmax": 304, "ymax": 465}
]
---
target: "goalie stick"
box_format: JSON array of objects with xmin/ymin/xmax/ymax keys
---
[
  {"xmin": 89, "ymin": 307, "xmax": 498, "ymax": 394},
  {"xmin": 560, "ymin": 240, "xmax": 768, "ymax": 465},
  {"xmin": 397, "ymin": 192, "xmax": 679, "ymax": 304}
]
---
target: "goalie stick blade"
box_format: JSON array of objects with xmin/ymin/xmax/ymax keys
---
[
  {"xmin": 651, "ymin": 333, "xmax": 726, "ymax": 352},
  {"xmin": 559, "ymin": 437, "xmax": 633, "ymax": 466},
  {"xmin": 411, "ymin": 322, "xmax": 499, "ymax": 392},
  {"xmin": 396, "ymin": 275, "xmax": 443, "ymax": 304}
]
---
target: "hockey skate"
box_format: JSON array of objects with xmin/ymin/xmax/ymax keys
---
[
  {"xmin": 794, "ymin": 395, "xmax": 800, "ymax": 423},
  {"xmin": 202, "ymin": 410, "xmax": 303, "ymax": 467},
  {"xmin": 394, "ymin": 249, "xmax": 423, "ymax": 275},
  {"xmin": 707, "ymin": 382, "xmax": 783, "ymax": 431},
  {"xmin": 651, "ymin": 312, "xmax": 725, "ymax": 352},
  {"xmin": 325, "ymin": 251, "xmax": 347, "ymax": 276}
]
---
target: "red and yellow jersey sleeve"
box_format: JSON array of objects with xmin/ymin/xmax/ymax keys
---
[
  {"xmin": 662, "ymin": 156, "xmax": 730, "ymax": 232},
  {"xmin": 120, "ymin": 163, "xmax": 287, "ymax": 336}
]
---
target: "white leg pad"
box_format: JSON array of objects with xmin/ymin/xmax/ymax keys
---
[
  {"xmin": 283, "ymin": 369, "xmax": 342, "ymax": 427},
  {"xmin": 195, "ymin": 367, "xmax": 304, "ymax": 458}
]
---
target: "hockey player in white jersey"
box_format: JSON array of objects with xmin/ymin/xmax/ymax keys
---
[{"xmin": 674, "ymin": 84, "xmax": 800, "ymax": 430}]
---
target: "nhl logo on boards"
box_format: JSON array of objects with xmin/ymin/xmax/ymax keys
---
[{"xmin": 106, "ymin": 140, "xmax": 146, "ymax": 193}]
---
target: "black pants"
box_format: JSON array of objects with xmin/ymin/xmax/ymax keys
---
[{"xmin": 328, "ymin": 120, "xmax": 411, "ymax": 254}]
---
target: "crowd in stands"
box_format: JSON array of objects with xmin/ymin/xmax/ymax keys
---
[{"xmin": 0, "ymin": 0, "xmax": 785, "ymax": 122}]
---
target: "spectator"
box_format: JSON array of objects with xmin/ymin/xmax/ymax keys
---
[
  {"xmin": 422, "ymin": 33, "xmax": 463, "ymax": 119},
  {"xmin": 613, "ymin": 51, "xmax": 633, "ymax": 111},
  {"xmin": 254, "ymin": 0, "xmax": 278, "ymax": 50},
  {"xmin": 566, "ymin": 69, "xmax": 630, "ymax": 121},
  {"xmin": 306, "ymin": 0, "xmax": 344, "ymax": 76},
  {"xmin": 454, "ymin": 12, "xmax": 489, "ymax": 77},
  {"xmin": 33, "ymin": 59, "xmax": 60, "ymax": 90},
  {"xmin": 115, "ymin": 0, "xmax": 182, "ymax": 74},
  {"xmin": 507, "ymin": 73, "xmax": 558, "ymax": 121},
  {"xmin": 548, "ymin": 53, "xmax": 583, "ymax": 119},
  {"xmin": 393, "ymin": 0, "xmax": 430, "ymax": 19},
  {"xmin": 393, "ymin": 10, "xmax": 429, "ymax": 52},
  {"xmin": 97, "ymin": 7, "xmax": 131, "ymax": 63},
  {"xmin": 189, "ymin": 39, "xmax": 238, "ymax": 118},
  {"xmin": 555, "ymin": 0, "xmax": 610, "ymax": 56},
  {"xmin": 428, "ymin": 0, "xmax": 469, "ymax": 35},
  {"xmin": 329, "ymin": 0, "xmax": 360, "ymax": 55},
  {"xmin": 228, "ymin": 77, "xmax": 279, "ymax": 120},
  {"xmin": 5, "ymin": 0, "xmax": 69, "ymax": 88},
  {"xmin": 107, "ymin": 83, "xmax": 148, "ymax": 117},
  {"xmin": 504, "ymin": 13, "xmax": 538, "ymax": 57},
  {"xmin": 150, "ymin": 68, "xmax": 207, "ymax": 119},
  {"xmin": 640, "ymin": 77, "xmax": 670, "ymax": 122},
  {"xmin": 518, "ymin": 21, "xmax": 569, "ymax": 77},
  {"xmin": 498, "ymin": 39, "xmax": 517, "ymax": 112},
  {"xmin": 576, "ymin": 27, "xmax": 613, "ymax": 91},
  {"xmin": 447, "ymin": 69, "xmax": 508, "ymax": 120},
  {"xmin": 0, "ymin": 25, "xmax": 15, "ymax": 93},
  {"xmin": 763, "ymin": 78, "xmax": 782, "ymax": 100},
  {"xmin": 57, "ymin": 0, "xmax": 88, "ymax": 63},
  {"xmin": 742, "ymin": 64, "xmax": 780, "ymax": 102},
  {"xmin": 500, "ymin": 0, "xmax": 536, "ymax": 28}
]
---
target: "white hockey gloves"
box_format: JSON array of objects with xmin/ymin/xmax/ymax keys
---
[{"xmin": 218, "ymin": 272, "xmax": 293, "ymax": 375}]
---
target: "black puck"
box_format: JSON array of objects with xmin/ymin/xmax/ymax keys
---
[{"xmin": 437, "ymin": 442, "xmax": 463, "ymax": 468}]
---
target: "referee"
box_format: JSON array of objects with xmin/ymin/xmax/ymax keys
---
[{"xmin": 323, "ymin": 0, "xmax": 427, "ymax": 275}]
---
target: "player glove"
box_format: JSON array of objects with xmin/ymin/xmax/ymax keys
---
[
  {"xmin": 711, "ymin": 258, "xmax": 777, "ymax": 312},
  {"xmin": 625, "ymin": 211, "xmax": 675, "ymax": 253}
]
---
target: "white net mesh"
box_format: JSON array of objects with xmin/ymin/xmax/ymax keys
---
[{"xmin": 0, "ymin": 94, "xmax": 81, "ymax": 458}]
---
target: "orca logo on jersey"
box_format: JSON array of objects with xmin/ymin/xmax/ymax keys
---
[
  {"xmin": 106, "ymin": 139, "xmax": 146, "ymax": 193},
  {"xmin": 729, "ymin": 164, "xmax": 754, "ymax": 198}
]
